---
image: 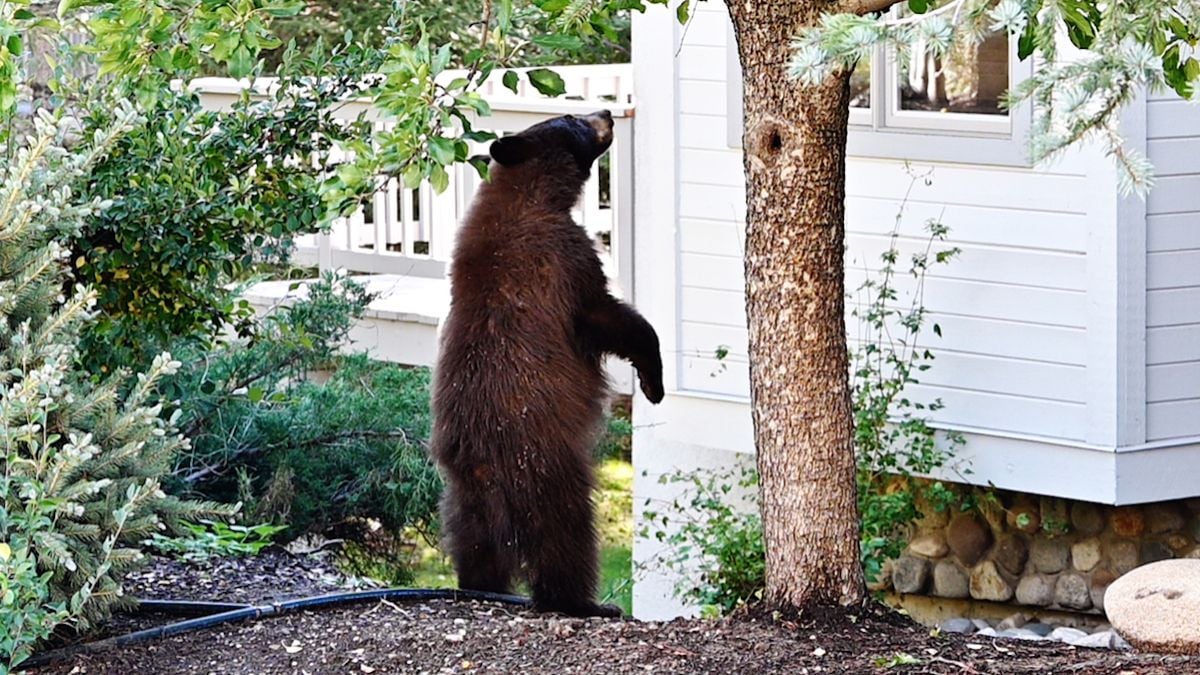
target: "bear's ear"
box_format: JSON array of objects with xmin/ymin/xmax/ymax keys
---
[{"xmin": 489, "ymin": 135, "xmax": 535, "ymax": 166}]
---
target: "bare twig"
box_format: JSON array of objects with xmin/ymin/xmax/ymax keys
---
[
  {"xmin": 928, "ymin": 655, "xmax": 985, "ymax": 674},
  {"xmin": 836, "ymin": 0, "xmax": 908, "ymax": 16}
]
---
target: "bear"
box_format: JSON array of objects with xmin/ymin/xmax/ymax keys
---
[{"xmin": 429, "ymin": 110, "xmax": 664, "ymax": 618}]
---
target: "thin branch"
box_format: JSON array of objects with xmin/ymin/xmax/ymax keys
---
[{"xmin": 836, "ymin": 0, "xmax": 908, "ymax": 17}]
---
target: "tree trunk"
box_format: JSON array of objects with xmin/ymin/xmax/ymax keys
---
[{"xmin": 726, "ymin": 1, "xmax": 865, "ymax": 609}]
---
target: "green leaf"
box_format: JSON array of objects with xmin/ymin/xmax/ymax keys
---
[
  {"xmin": 428, "ymin": 136, "xmax": 456, "ymax": 165},
  {"xmin": 526, "ymin": 68, "xmax": 566, "ymax": 97},
  {"xmin": 502, "ymin": 70, "xmax": 520, "ymax": 94},
  {"xmin": 229, "ymin": 45, "xmax": 253, "ymax": 79},
  {"xmin": 12, "ymin": 9, "xmax": 36, "ymax": 20},
  {"xmin": 907, "ymin": 0, "xmax": 928, "ymax": 14},
  {"xmin": 676, "ymin": 0, "xmax": 690, "ymax": 24},
  {"xmin": 532, "ymin": 34, "xmax": 585, "ymax": 51},
  {"xmin": 432, "ymin": 44, "xmax": 451, "ymax": 76},
  {"xmin": 498, "ymin": 0, "xmax": 514, "ymax": 31},
  {"xmin": 430, "ymin": 164, "xmax": 449, "ymax": 193}
]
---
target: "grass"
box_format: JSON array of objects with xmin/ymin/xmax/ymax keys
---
[
  {"xmin": 367, "ymin": 458, "xmax": 635, "ymax": 614},
  {"xmin": 596, "ymin": 458, "xmax": 634, "ymax": 614}
]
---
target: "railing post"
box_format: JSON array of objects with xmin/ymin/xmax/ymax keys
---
[{"xmin": 612, "ymin": 115, "xmax": 635, "ymax": 302}]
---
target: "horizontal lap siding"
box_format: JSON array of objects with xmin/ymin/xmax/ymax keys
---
[
  {"xmin": 1145, "ymin": 91, "xmax": 1200, "ymax": 441},
  {"xmin": 672, "ymin": 2, "xmax": 1089, "ymax": 440}
]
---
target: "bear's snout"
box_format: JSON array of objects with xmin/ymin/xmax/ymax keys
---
[{"xmin": 582, "ymin": 110, "xmax": 613, "ymax": 146}]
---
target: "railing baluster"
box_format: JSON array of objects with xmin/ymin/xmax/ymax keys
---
[{"xmin": 191, "ymin": 65, "xmax": 632, "ymax": 280}]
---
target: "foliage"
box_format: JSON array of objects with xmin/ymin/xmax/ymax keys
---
[
  {"xmin": 143, "ymin": 520, "xmax": 287, "ymax": 563},
  {"xmin": 72, "ymin": 43, "xmax": 378, "ymax": 376},
  {"xmin": 263, "ymin": 0, "xmax": 631, "ymax": 72},
  {"xmin": 158, "ymin": 275, "xmax": 441, "ymax": 537},
  {"xmin": 638, "ymin": 193, "xmax": 964, "ymax": 613},
  {"xmin": 0, "ymin": 0, "xmax": 58, "ymax": 118},
  {"xmin": 791, "ymin": 0, "xmax": 1200, "ymax": 194},
  {"xmin": 852, "ymin": 172, "xmax": 965, "ymax": 583},
  {"xmin": 67, "ymin": 0, "xmax": 304, "ymax": 106},
  {"xmin": 594, "ymin": 410, "xmax": 633, "ymax": 462},
  {"xmin": 0, "ymin": 112, "xmax": 231, "ymax": 664},
  {"xmin": 638, "ymin": 463, "xmax": 765, "ymax": 616},
  {"xmin": 0, "ymin": 488, "xmax": 68, "ymax": 674}
]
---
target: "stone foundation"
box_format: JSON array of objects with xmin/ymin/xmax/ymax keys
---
[{"xmin": 883, "ymin": 485, "xmax": 1200, "ymax": 616}]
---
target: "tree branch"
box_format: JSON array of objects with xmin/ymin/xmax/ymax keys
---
[{"xmin": 835, "ymin": 0, "xmax": 907, "ymax": 17}]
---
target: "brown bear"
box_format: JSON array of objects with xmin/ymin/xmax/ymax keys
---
[{"xmin": 430, "ymin": 110, "xmax": 664, "ymax": 618}]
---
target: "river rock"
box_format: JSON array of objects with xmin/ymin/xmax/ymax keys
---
[
  {"xmin": 932, "ymin": 561, "xmax": 969, "ymax": 599},
  {"xmin": 969, "ymin": 560, "xmax": 1013, "ymax": 602},
  {"xmin": 1030, "ymin": 537, "xmax": 1070, "ymax": 573},
  {"xmin": 947, "ymin": 514, "xmax": 993, "ymax": 566},
  {"xmin": 892, "ymin": 555, "xmax": 930, "ymax": 594},
  {"xmin": 1055, "ymin": 573, "xmax": 1092, "ymax": 610},
  {"xmin": 909, "ymin": 533, "xmax": 949, "ymax": 559},
  {"xmin": 1007, "ymin": 504, "xmax": 1040, "ymax": 534},
  {"xmin": 1106, "ymin": 539, "xmax": 1140, "ymax": 575},
  {"xmin": 996, "ymin": 612, "xmax": 1028, "ymax": 630},
  {"xmin": 1106, "ymin": 559, "xmax": 1200, "ymax": 654},
  {"xmin": 938, "ymin": 617, "xmax": 974, "ymax": 634},
  {"xmin": 1071, "ymin": 537, "xmax": 1102, "ymax": 572},
  {"xmin": 1048, "ymin": 627, "xmax": 1089, "ymax": 643},
  {"xmin": 1111, "ymin": 507, "xmax": 1146, "ymax": 538},
  {"xmin": 1015, "ymin": 574, "xmax": 1054, "ymax": 606},
  {"xmin": 993, "ymin": 534, "xmax": 1029, "ymax": 576},
  {"xmin": 1070, "ymin": 630, "xmax": 1129, "ymax": 649},
  {"xmin": 1146, "ymin": 505, "xmax": 1185, "ymax": 535},
  {"xmin": 1070, "ymin": 501, "xmax": 1106, "ymax": 536},
  {"xmin": 1141, "ymin": 541, "xmax": 1174, "ymax": 565}
]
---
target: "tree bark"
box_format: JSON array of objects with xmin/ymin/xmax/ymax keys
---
[{"xmin": 725, "ymin": 1, "xmax": 865, "ymax": 609}]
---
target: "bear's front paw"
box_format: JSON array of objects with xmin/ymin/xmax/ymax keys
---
[{"xmin": 639, "ymin": 372, "xmax": 664, "ymax": 404}]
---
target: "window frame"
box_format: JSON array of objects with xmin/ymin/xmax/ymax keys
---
[{"xmin": 726, "ymin": 23, "xmax": 1035, "ymax": 167}]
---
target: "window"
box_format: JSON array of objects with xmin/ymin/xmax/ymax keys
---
[{"xmin": 726, "ymin": 16, "xmax": 1034, "ymax": 166}]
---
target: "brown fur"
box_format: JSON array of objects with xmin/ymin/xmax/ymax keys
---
[{"xmin": 430, "ymin": 112, "xmax": 663, "ymax": 618}]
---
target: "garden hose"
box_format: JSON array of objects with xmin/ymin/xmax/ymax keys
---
[{"xmin": 25, "ymin": 588, "xmax": 532, "ymax": 670}]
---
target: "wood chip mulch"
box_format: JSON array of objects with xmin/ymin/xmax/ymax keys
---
[{"xmin": 27, "ymin": 552, "xmax": 1200, "ymax": 674}]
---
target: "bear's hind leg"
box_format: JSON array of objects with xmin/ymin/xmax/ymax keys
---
[
  {"xmin": 442, "ymin": 481, "xmax": 516, "ymax": 595},
  {"xmin": 526, "ymin": 484, "xmax": 620, "ymax": 618}
]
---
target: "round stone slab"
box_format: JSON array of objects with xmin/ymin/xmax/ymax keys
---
[{"xmin": 1106, "ymin": 559, "xmax": 1200, "ymax": 654}]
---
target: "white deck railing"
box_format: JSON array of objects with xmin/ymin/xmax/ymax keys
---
[{"xmin": 190, "ymin": 64, "xmax": 635, "ymax": 298}]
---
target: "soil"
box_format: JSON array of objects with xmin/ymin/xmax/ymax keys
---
[{"xmin": 27, "ymin": 553, "xmax": 1200, "ymax": 674}]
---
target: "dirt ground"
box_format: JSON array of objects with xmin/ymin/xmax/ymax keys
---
[{"xmin": 27, "ymin": 553, "xmax": 1200, "ymax": 674}]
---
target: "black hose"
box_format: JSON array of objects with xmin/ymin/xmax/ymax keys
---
[
  {"xmin": 134, "ymin": 599, "xmax": 253, "ymax": 616},
  {"xmin": 26, "ymin": 588, "xmax": 532, "ymax": 670}
]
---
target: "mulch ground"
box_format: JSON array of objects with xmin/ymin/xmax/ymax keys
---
[{"xmin": 27, "ymin": 553, "xmax": 1200, "ymax": 674}]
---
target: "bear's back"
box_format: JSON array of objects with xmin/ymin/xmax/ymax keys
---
[{"xmin": 431, "ymin": 190, "xmax": 608, "ymax": 467}]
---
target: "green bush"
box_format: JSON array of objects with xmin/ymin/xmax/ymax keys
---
[
  {"xmin": 161, "ymin": 275, "xmax": 442, "ymax": 538},
  {"xmin": 71, "ymin": 43, "xmax": 378, "ymax": 376},
  {"xmin": 0, "ymin": 112, "xmax": 231, "ymax": 669},
  {"xmin": 143, "ymin": 520, "xmax": 288, "ymax": 564}
]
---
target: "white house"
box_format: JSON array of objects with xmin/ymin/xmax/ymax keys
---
[{"xmin": 629, "ymin": 2, "xmax": 1200, "ymax": 618}]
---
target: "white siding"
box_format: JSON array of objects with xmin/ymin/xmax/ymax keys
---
[
  {"xmin": 1145, "ymin": 89, "xmax": 1200, "ymax": 442},
  {"xmin": 672, "ymin": 0, "xmax": 1091, "ymax": 441}
]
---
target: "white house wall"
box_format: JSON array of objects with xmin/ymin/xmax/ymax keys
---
[
  {"xmin": 669, "ymin": 0, "xmax": 1095, "ymax": 442},
  {"xmin": 1145, "ymin": 89, "xmax": 1200, "ymax": 442}
]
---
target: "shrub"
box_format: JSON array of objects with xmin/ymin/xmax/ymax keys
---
[
  {"xmin": 143, "ymin": 520, "xmax": 288, "ymax": 564},
  {"xmin": 0, "ymin": 112, "xmax": 231, "ymax": 667},
  {"xmin": 71, "ymin": 43, "xmax": 378, "ymax": 376},
  {"xmin": 162, "ymin": 276, "xmax": 442, "ymax": 538}
]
